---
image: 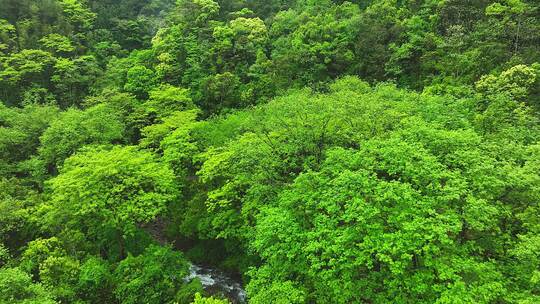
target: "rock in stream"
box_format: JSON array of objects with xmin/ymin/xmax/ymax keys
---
[{"xmin": 184, "ymin": 264, "xmax": 247, "ymax": 303}]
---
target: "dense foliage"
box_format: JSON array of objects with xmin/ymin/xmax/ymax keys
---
[{"xmin": 1, "ymin": 0, "xmax": 539, "ymax": 303}]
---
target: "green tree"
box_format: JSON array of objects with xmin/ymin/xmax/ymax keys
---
[
  {"xmin": 171, "ymin": 0, "xmax": 220, "ymax": 26},
  {"xmin": 51, "ymin": 55, "xmax": 101, "ymax": 107},
  {"xmin": 46, "ymin": 146, "xmax": 177, "ymax": 258},
  {"xmin": 212, "ymin": 17, "xmax": 268, "ymax": 79},
  {"xmin": 58, "ymin": 0, "xmax": 96, "ymax": 31},
  {"xmin": 124, "ymin": 65, "xmax": 157, "ymax": 99},
  {"xmin": 19, "ymin": 237, "xmax": 67, "ymax": 279},
  {"xmin": 83, "ymin": 89, "xmax": 142, "ymax": 143},
  {"xmin": 77, "ymin": 256, "xmax": 115, "ymax": 303},
  {"xmin": 0, "ymin": 103, "xmax": 59, "ymax": 178},
  {"xmin": 191, "ymin": 293, "xmax": 230, "ymax": 304},
  {"xmin": 211, "ymin": 16, "xmax": 272, "ymax": 106},
  {"xmin": 39, "ymin": 255, "xmax": 80, "ymax": 303},
  {"xmin": 114, "ymin": 245, "xmax": 190, "ymax": 304},
  {"xmin": 0, "ymin": 19, "xmax": 17, "ymax": 54},
  {"xmin": 269, "ymin": 1, "xmax": 361, "ymax": 89},
  {"xmin": 39, "ymin": 34, "xmax": 75, "ymax": 57},
  {"xmin": 0, "ymin": 50, "xmax": 57, "ymax": 105},
  {"xmin": 0, "ymin": 267, "xmax": 56, "ymax": 304},
  {"xmin": 200, "ymin": 72, "xmax": 241, "ymax": 113},
  {"xmin": 140, "ymin": 109, "xmax": 199, "ymax": 152},
  {"xmin": 192, "ymin": 77, "xmax": 540, "ymax": 302},
  {"xmin": 38, "ymin": 103, "xmax": 125, "ymax": 171},
  {"xmin": 476, "ymin": 64, "xmax": 539, "ymax": 104},
  {"xmin": 143, "ymin": 84, "xmax": 194, "ymax": 121},
  {"xmin": 0, "ymin": 178, "xmax": 40, "ymax": 253}
]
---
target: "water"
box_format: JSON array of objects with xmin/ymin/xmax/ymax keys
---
[{"xmin": 184, "ymin": 264, "xmax": 247, "ymax": 303}]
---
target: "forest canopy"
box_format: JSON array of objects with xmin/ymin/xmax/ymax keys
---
[{"xmin": 0, "ymin": 0, "xmax": 539, "ymax": 303}]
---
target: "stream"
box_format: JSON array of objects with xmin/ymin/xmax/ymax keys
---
[
  {"xmin": 184, "ymin": 264, "xmax": 247, "ymax": 303},
  {"xmin": 143, "ymin": 220, "xmax": 246, "ymax": 302}
]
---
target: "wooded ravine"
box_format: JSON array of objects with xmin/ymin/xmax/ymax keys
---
[{"xmin": 1, "ymin": 0, "xmax": 539, "ymax": 303}]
